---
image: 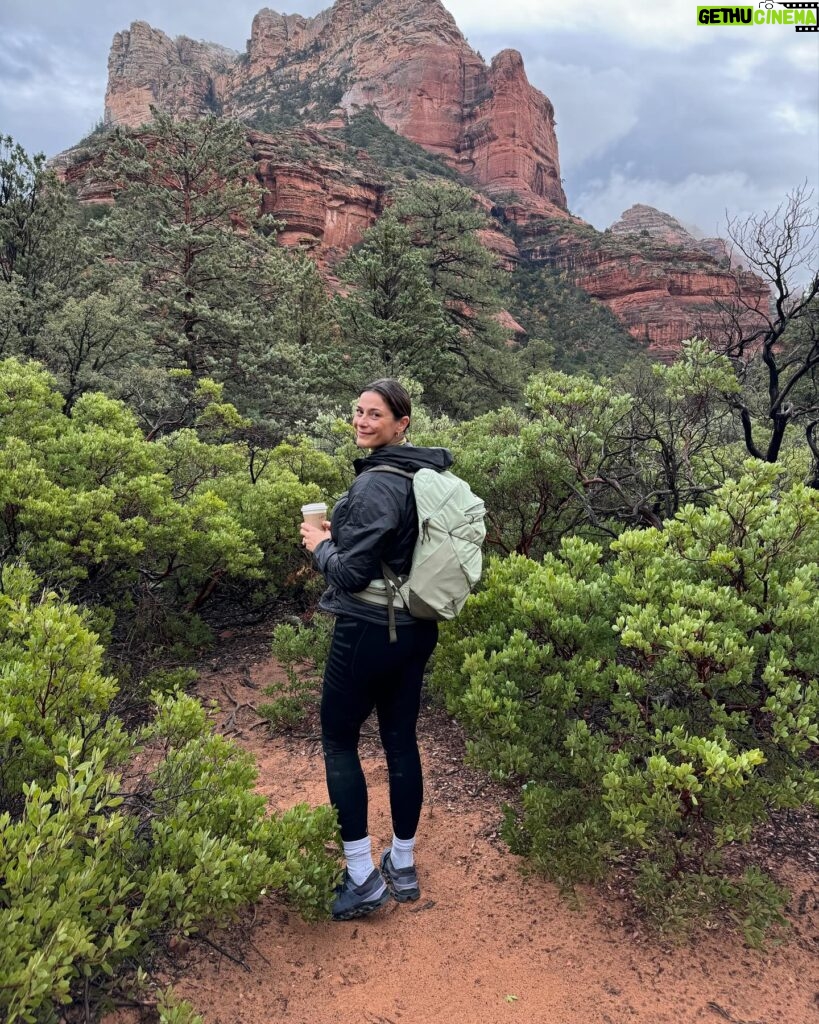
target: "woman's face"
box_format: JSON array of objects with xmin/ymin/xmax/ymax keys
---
[{"xmin": 352, "ymin": 391, "xmax": 410, "ymax": 449}]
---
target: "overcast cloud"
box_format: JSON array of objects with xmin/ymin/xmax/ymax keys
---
[{"xmin": 0, "ymin": 0, "xmax": 817, "ymax": 237}]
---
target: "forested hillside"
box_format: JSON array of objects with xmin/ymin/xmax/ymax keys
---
[{"xmin": 1, "ymin": 113, "xmax": 817, "ymax": 1022}]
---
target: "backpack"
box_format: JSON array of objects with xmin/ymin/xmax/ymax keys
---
[{"xmin": 355, "ymin": 465, "xmax": 486, "ymax": 642}]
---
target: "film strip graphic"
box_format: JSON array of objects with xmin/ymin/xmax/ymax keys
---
[{"xmin": 779, "ymin": 1, "xmax": 819, "ymax": 31}]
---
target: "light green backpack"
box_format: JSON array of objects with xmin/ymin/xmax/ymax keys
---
[{"xmin": 355, "ymin": 466, "xmax": 486, "ymax": 641}]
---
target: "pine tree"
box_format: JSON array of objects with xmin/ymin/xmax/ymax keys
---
[
  {"xmin": 391, "ymin": 181, "xmax": 522, "ymax": 411},
  {"xmin": 91, "ymin": 111, "xmax": 317, "ymax": 432},
  {"xmin": 332, "ymin": 214, "xmax": 457, "ymax": 403},
  {"xmin": 0, "ymin": 136, "xmax": 85, "ymax": 353}
]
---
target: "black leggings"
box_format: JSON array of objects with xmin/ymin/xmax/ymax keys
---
[{"xmin": 320, "ymin": 615, "xmax": 438, "ymax": 843}]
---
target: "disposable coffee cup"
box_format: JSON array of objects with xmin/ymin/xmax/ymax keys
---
[{"xmin": 301, "ymin": 502, "xmax": 328, "ymax": 529}]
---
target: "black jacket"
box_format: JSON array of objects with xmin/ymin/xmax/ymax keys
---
[{"xmin": 313, "ymin": 443, "xmax": 454, "ymax": 624}]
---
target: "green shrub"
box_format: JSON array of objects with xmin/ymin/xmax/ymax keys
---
[
  {"xmin": 419, "ymin": 343, "xmax": 748, "ymax": 559},
  {"xmin": 146, "ymin": 690, "xmax": 339, "ymax": 924},
  {"xmin": 0, "ymin": 359, "xmax": 344, "ymax": 646},
  {"xmin": 0, "ymin": 582, "xmax": 340, "ymax": 1021},
  {"xmin": 422, "ymin": 406, "xmax": 580, "ymax": 558},
  {"xmin": 0, "ymin": 694, "xmax": 340, "ymax": 1021},
  {"xmin": 0, "ymin": 745, "xmax": 141, "ymax": 1023},
  {"xmin": 260, "ymin": 614, "xmax": 334, "ymax": 730},
  {"xmin": 156, "ymin": 988, "xmax": 204, "ymax": 1024},
  {"xmin": 0, "ymin": 563, "xmax": 128, "ymax": 808},
  {"xmin": 433, "ymin": 462, "xmax": 818, "ymax": 941}
]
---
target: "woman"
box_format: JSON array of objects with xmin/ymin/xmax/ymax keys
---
[{"xmin": 300, "ymin": 379, "xmax": 451, "ymax": 920}]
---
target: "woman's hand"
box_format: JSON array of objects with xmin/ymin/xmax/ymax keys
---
[{"xmin": 300, "ymin": 520, "xmax": 331, "ymax": 553}]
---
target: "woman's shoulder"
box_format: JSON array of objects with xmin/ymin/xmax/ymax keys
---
[{"xmin": 350, "ymin": 465, "xmax": 411, "ymax": 503}]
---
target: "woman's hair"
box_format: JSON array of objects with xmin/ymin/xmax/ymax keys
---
[{"xmin": 361, "ymin": 379, "xmax": 412, "ymax": 424}]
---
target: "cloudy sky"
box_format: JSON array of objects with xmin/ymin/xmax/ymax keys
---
[{"xmin": 1, "ymin": 0, "xmax": 817, "ymax": 238}]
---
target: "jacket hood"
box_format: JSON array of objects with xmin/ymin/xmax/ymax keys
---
[{"xmin": 354, "ymin": 443, "xmax": 453, "ymax": 476}]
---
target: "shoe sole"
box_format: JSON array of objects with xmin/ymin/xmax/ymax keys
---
[
  {"xmin": 331, "ymin": 887, "xmax": 390, "ymax": 921},
  {"xmin": 387, "ymin": 883, "xmax": 420, "ymax": 903}
]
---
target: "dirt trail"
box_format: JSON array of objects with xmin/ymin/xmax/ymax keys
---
[{"xmin": 150, "ymin": 641, "xmax": 818, "ymax": 1024}]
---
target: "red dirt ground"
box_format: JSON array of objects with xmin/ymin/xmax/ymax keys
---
[{"xmin": 107, "ymin": 634, "xmax": 819, "ymax": 1024}]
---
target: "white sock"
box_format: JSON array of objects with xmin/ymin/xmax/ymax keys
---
[
  {"xmin": 390, "ymin": 833, "xmax": 415, "ymax": 870},
  {"xmin": 343, "ymin": 836, "xmax": 375, "ymax": 885}
]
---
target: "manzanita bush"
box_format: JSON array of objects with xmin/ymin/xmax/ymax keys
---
[
  {"xmin": 0, "ymin": 568, "xmax": 339, "ymax": 1023},
  {"xmin": 0, "ymin": 358, "xmax": 335, "ymax": 648},
  {"xmin": 432, "ymin": 461, "xmax": 819, "ymax": 943}
]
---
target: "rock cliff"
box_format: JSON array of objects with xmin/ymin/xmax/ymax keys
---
[
  {"xmin": 103, "ymin": 0, "xmax": 566, "ymax": 217},
  {"xmin": 105, "ymin": 22, "xmax": 237, "ymax": 127},
  {"xmin": 610, "ymin": 204, "xmax": 730, "ymax": 265},
  {"xmin": 518, "ymin": 215, "xmax": 769, "ymax": 359},
  {"xmin": 57, "ymin": 124, "xmax": 516, "ymax": 276}
]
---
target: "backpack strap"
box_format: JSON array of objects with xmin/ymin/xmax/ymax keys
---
[
  {"xmin": 382, "ymin": 563, "xmax": 403, "ymax": 643},
  {"xmin": 364, "ymin": 465, "xmax": 416, "ymax": 643}
]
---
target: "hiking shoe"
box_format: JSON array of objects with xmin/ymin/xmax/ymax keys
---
[
  {"xmin": 380, "ymin": 849, "xmax": 421, "ymax": 903},
  {"xmin": 331, "ymin": 867, "xmax": 389, "ymax": 921}
]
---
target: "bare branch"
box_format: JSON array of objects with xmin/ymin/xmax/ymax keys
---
[{"xmin": 710, "ymin": 186, "xmax": 819, "ymax": 464}]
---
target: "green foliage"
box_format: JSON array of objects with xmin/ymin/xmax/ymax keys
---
[
  {"xmin": 433, "ymin": 463, "xmax": 819, "ymax": 941},
  {"xmin": 262, "ymin": 435, "xmax": 350, "ymax": 497},
  {"xmin": 0, "ymin": 698, "xmax": 339, "ymax": 1022},
  {"xmin": 0, "ymin": 598, "xmax": 339, "ymax": 1024},
  {"xmin": 331, "ymin": 214, "xmax": 459, "ymax": 399},
  {"xmin": 336, "ymin": 109, "xmax": 461, "ymax": 182},
  {"xmin": 89, "ymin": 112, "xmax": 327, "ymax": 431},
  {"xmin": 247, "ymin": 70, "xmax": 347, "ymax": 133},
  {"xmin": 0, "ymin": 360, "xmax": 257, "ymax": 629},
  {"xmin": 420, "ymin": 406, "xmax": 580, "ymax": 558},
  {"xmin": 146, "ymin": 692, "xmax": 339, "ymax": 924},
  {"xmin": 0, "ymin": 746, "xmax": 141, "ymax": 1023},
  {"xmin": 156, "ymin": 988, "xmax": 204, "ymax": 1024},
  {"xmin": 0, "ymin": 137, "xmax": 78, "ymax": 298},
  {"xmin": 523, "ymin": 342, "xmax": 747, "ymax": 531},
  {"xmin": 417, "ymin": 342, "xmax": 748, "ymax": 560},
  {"xmin": 32, "ymin": 277, "xmax": 153, "ymax": 411},
  {"xmin": 260, "ymin": 614, "xmax": 334, "ymax": 730},
  {"xmin": 632, "ymin": 863, "xmax": 787, "ymax": 947},
  {"xmin": 319, "ymin": 178, "xmax": 524, "ymax": 413},
  {"xmin": 0, "ymin": 564, "xmax": 127, "ymax": 809},
  {"xmin": 262, "ymin": 800, "xmax": 341, "ymax": 918},
  {"xmin": 389, "ymin": 181, "xmax": 522, "ymax": 414},
  {"xmin": 0, "ymin": 135, "xmax": 87, "ymax": 358},
  {"xmin": 509, "ymin": 262, "xmax": 651, "ymax": 378},
  {"xmin": 0, "ymin": 359, "xmax": 339, "ymax": 646}
]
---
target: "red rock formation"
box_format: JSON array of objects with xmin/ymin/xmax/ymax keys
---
[
  {"xmin": 55, "ymin": 127, "xmax": 387, "ymax": 256},
  {"xmin": 462, "ymin": 50, "xmax": 565, "ymax": 217},
  {"xmin": 102, "ymin": 0, "xmax": 567, "ymax": 218},
  {"xmin": 476, "ymin": 227, "xmax": 520, "ymax": 271},
  {"xmin": 105, "ymin": 22, "xmax": 236, "ymax": 128},
  {"xmin": 610, "ymin": 205, "xmax": 730, "ymax": 265},
  {"xmin": 494, "ymin": 308, "xmax": 527, "ymax": 342},
  {"xmin": 78, "ymin": 11, "xmax": 774, "ymax": 358},
  {"xmin": 519, "ymin": 218, "xmax": 770, "ymax": 358},
  {"xmin": 248, "ymin": 130, "xmax": 386, "ymax": 251}
]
